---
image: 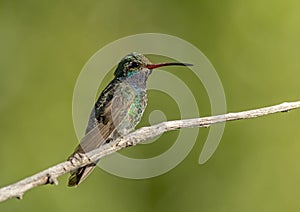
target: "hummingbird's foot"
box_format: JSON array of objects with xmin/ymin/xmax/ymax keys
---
[
  {"xmin": 116, "ymin": 139, "xmax": 134, "ymax": 148},
  {"xmin": 69, "ymin": 153, "xmax": 91, "ymax": 166},
  {"xmin": 126, "ymin": 141, "xmax": 135, "ymax": 147},
  {"xmin": 104, "ymin": 137, "xmax": 113, "ymax": 144},
  {"xmin": 46, "ymin": 173, "xmax": 58, "ymax": 185}
]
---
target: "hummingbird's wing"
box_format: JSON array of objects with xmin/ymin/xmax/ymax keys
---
[
  {"xmin": 68, "ymin": 80, "xmax": 141, "ymax": 186},
  {"xmin": 72, "ymin": 80, "xmax": 138, "ymax": 155}
]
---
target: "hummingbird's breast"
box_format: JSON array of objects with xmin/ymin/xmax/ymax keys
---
[{"xmin": 111, "ymin": 80, "xmax": 148, "ymax": 136}]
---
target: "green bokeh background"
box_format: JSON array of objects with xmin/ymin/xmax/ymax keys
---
[{"xmin": 1, "ymin": 0, "xmax": 300, "ymax": 211}]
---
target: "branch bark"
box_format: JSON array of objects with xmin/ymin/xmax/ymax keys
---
[{"xmin": 0, "ymin": 101, "xmax": 300, "ymax": 203}]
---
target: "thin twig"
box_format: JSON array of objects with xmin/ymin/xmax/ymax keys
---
[{"xmin": 0, "ymin": 101, "xmax": 299, "ymax": 203}]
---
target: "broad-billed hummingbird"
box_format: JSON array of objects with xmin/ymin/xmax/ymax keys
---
[{"xmin": 68, "ymin": 52, "xmax": 192, "ymax": 186}]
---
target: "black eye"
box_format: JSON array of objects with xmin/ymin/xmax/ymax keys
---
[{"xmin": 128, "ymin": 61, "xmax": 139, "ymax": 69}]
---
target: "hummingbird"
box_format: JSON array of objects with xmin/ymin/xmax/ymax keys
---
[{"xmin": 68, "ymin": 52, "xmax": 192, "ymax": 186}]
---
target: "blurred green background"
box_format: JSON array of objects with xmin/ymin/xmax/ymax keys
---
[{"xmin": 1, "ymin": 0, "xmax": 300, "ymax": 211}]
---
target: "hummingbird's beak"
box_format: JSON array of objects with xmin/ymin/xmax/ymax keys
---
[{"xmin": 146, "ymin": 62, "xmax": 193, "ymax": 69}]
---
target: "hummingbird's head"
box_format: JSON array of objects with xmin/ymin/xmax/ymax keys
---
[
  {"xmin": 114, "ymin": 52, "xmax": 151, "ymax": 78},
  {"xmin": 114, "ymin": 52, "xmax": 192, "ymax": 78}
]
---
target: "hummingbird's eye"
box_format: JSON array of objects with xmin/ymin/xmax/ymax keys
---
[{"xmin": 128, "ymin": 61, "xmax": 139, "ymax": 69}]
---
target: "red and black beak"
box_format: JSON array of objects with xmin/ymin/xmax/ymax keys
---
[{"xmin": 146, "ymin": 62, "xmax": 193, "ymax": 69}]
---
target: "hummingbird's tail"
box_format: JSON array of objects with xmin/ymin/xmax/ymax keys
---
[{"xmin": 68, "ymin": 162, "xmax": 97, "ymax": 187}]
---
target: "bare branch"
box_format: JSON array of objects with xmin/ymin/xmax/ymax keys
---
[{"xmin": 0, "ymin": 101, "xmax": 300, "ymax": 203}]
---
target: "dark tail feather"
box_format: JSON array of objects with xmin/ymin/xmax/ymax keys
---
[{"xmin": 68, "ymin": 163, "xmax": 97, "ymax": 187}]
